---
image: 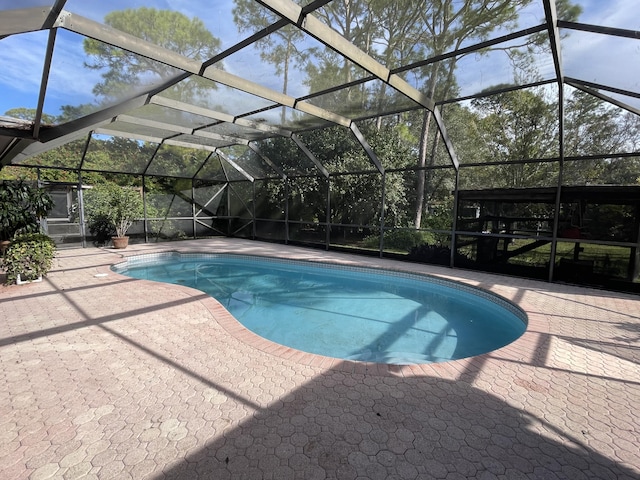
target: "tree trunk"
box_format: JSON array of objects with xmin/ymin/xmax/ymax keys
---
[
  {"xmin": 281, "ymin": 39, "xmax": 292, "ymax": 124},
  {"xmin": 414, "ymin": 109, "xmax": 433, "ymax": 229},
  {"xmin": 413, "ymin": 60, "xmax": 442, "ymax": 228}
]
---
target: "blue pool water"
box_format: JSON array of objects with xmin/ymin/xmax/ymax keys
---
[{"xmin": 113, "ymin": 253, "xmax": 526, "ymax": 365}]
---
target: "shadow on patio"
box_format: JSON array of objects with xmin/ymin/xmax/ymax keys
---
[{"xmin": 155, "ymin": 361, "xmax": 637, "ymax": 479}]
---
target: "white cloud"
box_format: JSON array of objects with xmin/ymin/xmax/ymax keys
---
[
  {"xmin": 0, "ymin": 28, "xmax": 104, "ymax": 116},
  {"xmin": 44, "ymin": 30, "xmax": 103, "ymax": 104},
  {"xmin": 0, "ymin": 31, "xmax": 48, "ymax": 95},
  {"xmin": 579, "ymin": 0, "xmax": 639, "ymax": 30},
  {"xmin": 560, "ymin": 22, "xmax": 640, "ymax": 95}
]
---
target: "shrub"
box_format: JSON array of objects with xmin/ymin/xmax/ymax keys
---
[
  {"xmin": 363, "ymin": 229, "xmax": 437, "ymax": 252},
  {"xmin": 0, "ymin": 180, "xmax": 54, "ymax": 241},
  {"xmin": 2, "ymin": 233, "xmax": 56, "ymax": 284},
  {"xmin": 84, "ymin": 183, "xmax": 144, "ymax": 239},
  {"xmin": 407, "ymin": 244, "xmax": 452, "ymax": 265}
]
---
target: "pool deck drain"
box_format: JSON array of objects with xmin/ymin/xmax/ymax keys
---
[{"xmin": 1, "ymin": 238, "xmax": 639, "ymax": 479}]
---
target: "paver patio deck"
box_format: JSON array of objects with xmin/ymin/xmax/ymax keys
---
[{"xmin": 1, "ymin": 238, "xmax": 639, "ymax": 479}]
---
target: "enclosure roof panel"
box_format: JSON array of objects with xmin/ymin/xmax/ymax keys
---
[{"xmin": 0, "ymin": 0, "xmax": 639, "ymax": 178}]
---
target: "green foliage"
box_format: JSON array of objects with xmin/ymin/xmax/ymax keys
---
[
  {"xmin": 14, "ymin": 139, "xmax": 89, "ymax": 183},
  {"xmin": 364, "ymin": 229, "xmax": 437, "ymax": 252},
  {"xmin": 563, "ymin": 89, "xmax": 640, "ymax": 185},
  {"xmin": 564, "ymin": 90, "xmax": 621, "ymax": 157},
  {"xmin": 0, "ymin": 166, "xmax": 38, "ymax": 182},
  {"xmin": 466, "ymin": 87, "xmax": 558, "ymax": 188},
  {"xmin": 255, "ymin": 123, "xmax": 423, "ymax": 229},
  {"xmin": 0, "ymin": 180, "xmax": 54, "ymax": 241},
  {"xmin": 3, "ymin": 108, "xmax": 57, "ymax": 125},
  {"xmin": 145, "ymin": 144, "xmax": 209, "ymax": 181},
  {"xmin": 408, "ymin": 244, "xmax": 456, "ymax": 266},
  {"xmin": 472, "ymin": 88, "xmax": 558, "ymax": 161},
  {"xmin": 83, "ymin": 7, "xmax": 221, "ymax": 103},
  {"xmin": 2, "ymin": 233, "xmax": 56, "ymax": 284},
  {"xmin": 234, "ymin": 0, "xmax": 306, "ymax": 100},
  {"xmin": 84, "ymin": 183, "xmax": 144, "ymax": 238}
]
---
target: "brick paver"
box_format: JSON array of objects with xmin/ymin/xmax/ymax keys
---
[{"xmin": 1, "ymin": 238, "xmax": 638, "ymax": 479}]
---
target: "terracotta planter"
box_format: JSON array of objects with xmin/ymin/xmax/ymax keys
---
[{"xmin": 112, "ymin": 236, "xmax": 129, "ymax": 249}]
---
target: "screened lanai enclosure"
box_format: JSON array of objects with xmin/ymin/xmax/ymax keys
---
[{"xmin": 1, "ymin": 0, "xmax": 639, "ymax": 292}]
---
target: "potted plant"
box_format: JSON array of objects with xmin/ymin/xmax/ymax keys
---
[
  {"xmin": 84, "ymin": 183, "xmax": 144, "ymax": 249},
  {"xmin": 2, "ymin": 233, "xmax": 56, "ymax": 284},
  {"xmin": 0, "ymin": 180, "xmax": 54, "ymax": 255}
]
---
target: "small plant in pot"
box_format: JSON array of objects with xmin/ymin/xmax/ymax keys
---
[
  {"xmin": 2, "ymin": 233, "xmax": 56, "ymax": 284},
  {"xmin": 84, "ymin": 183, "xmax": 144, "ymax": 249}
]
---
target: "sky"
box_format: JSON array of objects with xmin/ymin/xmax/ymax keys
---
[{"xmin": 0, "ymin": 0, "xmax": 638, "ymax": 122}]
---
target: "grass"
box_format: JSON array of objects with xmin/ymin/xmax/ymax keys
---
[
  {"xmin": 318, "ymin": 234, "xmax": 637, "ymax": 282},
  {"xmin": 503, "ymin": 239, "xmax": 632, "ymax": 279}
]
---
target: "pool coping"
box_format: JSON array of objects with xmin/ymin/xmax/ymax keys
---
[{"xmin": 102, "ymin": 247, "xmax": 550, "ymax": 379}]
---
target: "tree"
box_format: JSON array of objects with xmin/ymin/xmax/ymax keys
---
[
  {"xmin": 308, "ymin": 0, "xmax": 428, "ymax": 117},
  {"xmin": 288, "ymin": 0, "xmax": 556, "ymax": 225},
  {"xmin": 83, "ymin": 136, "xmax": 157, "ymax": 176},
  {"xmin": 254, "ymin": 124, "xmax": 415, "ymax": 229},
  {"xmin": 57, "ymin": 104, "xmax": 97, "ymax": 123},
  {"xmin": 233, "ymin": 0, "xmax": 308, "ymax": 123},
  {"xmin": 0, "ymin": 166, "xmax": 37, "ymax": 182},
  {"xmin": 564, "ymin": 90, "xmax": 621, "ymax": 157},
  {"xmin": 409, "ymin": 0, "xmax": 584, "ymax": 227},
  {"xmin": 470, "ymin": 87, "xmax": 558, "ymax": 188},
  {"xmin": 25, "ymin": 8, "xmax": 223, "ymax": 186},
  {"xmin": 0, "ymin": 180, "xmax": 54, "ymax": 241},
  {"xmin": 410, "ymin": 0, "xmax": 537, "ymax": 228},
  {"xmin": 84, "ymin": 183, "xmax": 144, "ymax": 240},
  {"xmin": 307, "ymin": 0, "xmax": 377, "ymax": 88},
  {"xmin": 563, "ymin": 89, "xmax": 640, "ymax": 186},
  {"xmin": 3, "ymin": 108, "xmax": 57, "ymax": 125},
  {"xmin": 11, "ymin": 139, "xmax": 98, "ymax": 184},
  {"xmin": 83, "ymin": 8, "xmax": 221, "ymax": 103}
]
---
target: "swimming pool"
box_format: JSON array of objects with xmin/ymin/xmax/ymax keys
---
[{"xmin": 113, "ymin": 253, "xmax": 527, "ymax": 365}]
